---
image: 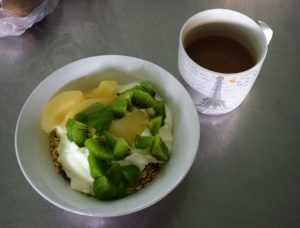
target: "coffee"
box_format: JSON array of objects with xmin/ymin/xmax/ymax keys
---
[{"xmin": 185, "ymin": 35, "xmax": 255, "ymax": 73}]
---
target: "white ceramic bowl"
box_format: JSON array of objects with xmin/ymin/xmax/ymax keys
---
[{"xmin": 15, "ymin": 55, "xmax": 200, "ymax": 217}]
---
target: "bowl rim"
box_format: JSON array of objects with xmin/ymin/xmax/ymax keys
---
[{"xmin": 15, "ymin": 55, "xmax": 200, "ymax": 217}]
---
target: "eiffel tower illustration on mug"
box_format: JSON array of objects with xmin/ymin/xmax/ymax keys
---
[{"xmin": 196, "ymin": 76, "xmax": 227, "ymax": 111}]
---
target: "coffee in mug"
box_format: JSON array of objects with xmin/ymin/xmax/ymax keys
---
[
  {"xmin": 185, "ymin": 33, "xmax": 255, "ymax": 73},
  {"xmin": 178, "ymin": 9, "xmax": 273, "ymax": 115}
]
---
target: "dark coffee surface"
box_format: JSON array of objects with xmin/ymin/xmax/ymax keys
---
[{"xmin": 186, "ymin": 35, "xmax": 255, "ymax": 73}]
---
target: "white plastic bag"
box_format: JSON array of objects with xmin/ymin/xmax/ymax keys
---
[{"xmin": 0, "ymin": 0, "xmax": 59, "ymax": 37}]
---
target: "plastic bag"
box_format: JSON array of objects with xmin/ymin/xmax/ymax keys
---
[{"xmin": 0, "ymin": 0, "xmax": 59, "ymax": 37}]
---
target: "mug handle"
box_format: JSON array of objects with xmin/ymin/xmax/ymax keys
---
[{"xmin": 256, "ymin": 20, "xmax": 273, "ymax": 45}]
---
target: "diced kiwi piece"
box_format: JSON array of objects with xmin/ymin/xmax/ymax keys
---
[
  {"xmin": 93, "ymin": 176, "xmax": 116, "ymax": 200},
  {"xmin": 66, "ymin": 118, "xmax": 89, "ymax": 147},
  {"xmin": 154, "ymin": 101, "xmax": 166, "ymax": 126},
  {"xmin": 88, "ymin": 153, "xmax": 108, "ymax": 178},
  {"xmin": 151, "ymin": 135, "xmax": 169, "ymax": 161},
  {"xmin": 103, "ymin": 131, "xmax": 118, "ymax": 147},
  {"xmin": 111, "ymin": 99, "xmax": 127, "ymax": 118},
  {"xmin": 106, "ymin": 163, "xmax": 122, "ymax": 185},
  {"xmin": 104, "ymin": 132, "xmax": 130, "ymax": 159},
  {"xmin": 113, "ymin": 138, "xmax": 130, "ymax": 160},
  {"xmin": 84, "ymin": 138, "xmax": 114, "ymax": 161},
  {"xmin": 75, "ymin": 102, "xmax": 106, "ymax": 122},
  {"xmin": 116, "ymin": 90, "xmax": 133, "ymax": 109},
  {"xmin": 132, "ymin": 87, "xmax": 154, "ymax": 98},
  {"xmin": 149, "ymin": 116, "xmax": 162, "ymax": 135},
  {"xmin": 134, "ymin": 135, "xmax": 155, "ymax": 149},
  {"xmin": 121, "ymin": 164, "xmax": 141, "ymax": 187},
  {"xmin": 140, "ymin": 81, "xmax": 156, "ymax": 97},
  {"xmin": 97, "ymin": 134, "xmax": 109, "ymax": 145},
  {"xmin": 131, "ymin": 81, "xmax": 156, "ymax": 97},
  {"xmin": 131, "ymin": 89, "xmax": 157, "ymax": 108},
  {"xmin": 116, "ymin": 181, "xmax": 128, "ymax": 198},
  {"xmin": 75, "ymin": 103, "xmax": 114, "ymax": 133},
  {"xmin": 88, "ymin": 108, "xmax": 114, "ymax": 133}
]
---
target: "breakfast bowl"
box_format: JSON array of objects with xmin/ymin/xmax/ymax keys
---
[{"xmin": 15, "ymin": 55, "xmax": 200, "ymax": 217}]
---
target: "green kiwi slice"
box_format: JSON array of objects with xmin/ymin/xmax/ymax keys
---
[
  {"xmin": 111, "ymin": 99, "xmax": 127, "ymax": 118},
  {"xmin": 149, "ymin": 116, "xmax": 162, "ymax": 135},
  {"xmin": 154, "ymin": 101, "xmax": 166, "ymax": 126},
  {"xmin": 113, "ymin": 138, "xmax": 130, "ymax": 160},
  {"xmin": 121, "ymin": 164, "xmax": 141, "ymax": 187},
  {"xmin": 87, "ymin": 153, "xmax": 109, "ymax": 178},
  {"xmin": 131, "ymin": 89, "xmax": 157, "ymax": 108},
  {"xmin": 140, "ymin": 81, "xmax": 156, "ymax": 97},
  {"xmin": 106, "ymin": 163, "xmax": 122, "ymax": 185},
  {"xmin": 134, "ymin": 135, "xmax": 155, "ymax": 149},
  {"xmin": 93, "ymin": 176, "xmax": 116, "ymax": 200},
  {"xmin": 84, "ymin": 138, "xmax": 114, "ymax": 161},
  {"xmin": 66, "ymin": 118, "xmax": 89, "ymax": 147},
  {"xmin": 116, "ymin": 90, "xmax": 133, "ymax": 109},
  {"xmin": 151, "ymin": 135, "xmax": 169, "ymax": 161},
  {"xmin": 74, "ymin": 103, "xmax": 114, "ymax": 133}
]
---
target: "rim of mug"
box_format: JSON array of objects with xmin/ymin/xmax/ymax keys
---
[{"xmin": 179, "ymin": 8, "xmax": 268, "ymax": 76}]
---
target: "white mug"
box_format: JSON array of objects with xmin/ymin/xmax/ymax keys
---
[{"xmin": 178, "ymin": 9, "xmax": 273, "ymax": 115}]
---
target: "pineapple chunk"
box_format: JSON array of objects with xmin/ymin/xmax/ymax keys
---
[
  {"xmin": 84, "ymin": 80, "xmax": 118, "ymax": 99},
  {"xmin": 41, "ymin": 90, "xmax": 84, "ymax": 133},
  {"xmin": 65, "ymin": 97, "xmax": 115, "ymax": 120},
  {"xmin": 108, "ymin": 111, "xmax": 148, "ymax": 145}
]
